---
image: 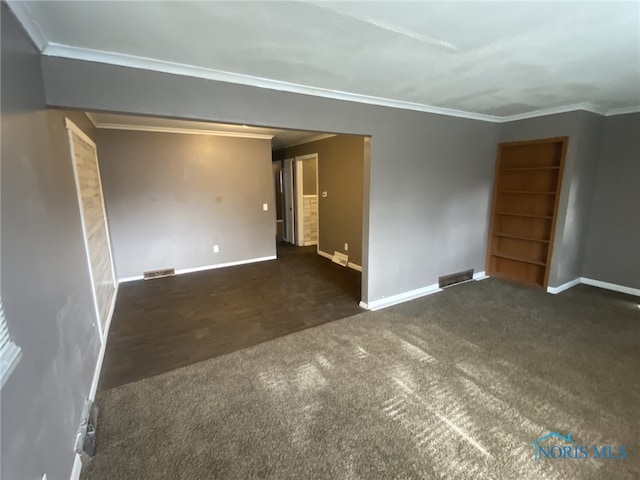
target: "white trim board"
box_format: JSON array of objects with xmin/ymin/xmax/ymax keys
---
[
  {"xmin": 317, "ymin": 249, "xmax": 362, "ymax": 273},
  {"xmin": 92, "ymin": 122, "xmax": 274, "ymax": 140},
  {"xmin": 547, "ymin": 277, "xmax": 640, "ymax": 297},
  {"xmin": 360, "ymin": 283, "xmax": 443, "ymax": 311},
  {"xmin": 88, "ymin": 283, "xmax": 118, "ymax": 401},
  {"xmin": 581, "ymin": 278, "xmax": 640, "ymax": 297},
  {"xmin": 360, "ymin": 270, "xmax": 488, "ymax": 311},
  {"xmin": 71, "ymin": 282, "xmax": 119, "ymax": 480},
  {"xmin": 32, "ymin": 43, "xmax": 638, "ymax": 123},
  {"xmin": 283, "ymin": 134, "xmax": 338, "ymax": 149},
  {"xmin": 473, "ymin": 271, "xmax": 489, "ymax": 281},
  {"xmin": 118, "ymin": 255, "xmax": 277, "ymax": 283},
  {"xmin": 546, "ymin": 278, "xmax": 582, "ymax": 295}
]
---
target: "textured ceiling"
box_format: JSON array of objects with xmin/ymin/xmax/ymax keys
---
[
  {"xmin": 87, "ymin": 112, "xmax": 330, "ymax": 150},
  {"xmin": 10, "ymin": 1, "xmax": 640, "ymax": 118}
]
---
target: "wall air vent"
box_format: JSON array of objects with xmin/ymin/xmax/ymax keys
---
[
  {"xmin": 438, "ymin": 269, "xmax": 474, "ymax": 288},
  {"xmin": 143, "ymin": 268, "xmax": 175, "ymax": 280}
]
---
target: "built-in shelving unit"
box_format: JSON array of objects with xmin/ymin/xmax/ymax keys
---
[{"xmin": 486, "ymin": 137, "xmax": 568, "ymax": 288}]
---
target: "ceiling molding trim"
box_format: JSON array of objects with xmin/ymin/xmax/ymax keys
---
[
  {"xmin": 42, "ymin": 43, "xmax": 504, "ymax": 123},
  {"xmin": 84, "ymin": 112, "xmax": 98, "ymax": 127},
  {"xmin": 281, "ymin": 134, "xmax": 338, "ymax": 149},
  {"xmin": 605, "ymin": 105, "xmax": 640, "ymax": 116},
  {"xmin": 38, "ymin": 44, "xmax": 636, "ymax": 125},
  {"xmin": 94, "ymin": 122, "xmax": 274, "ymax": 140},
  {"xmin": 497, "ymin": 103, "xmax": 607, "ymax": 123},
  {"xmin": 7, "ymin": 1, "xmax": 49, "ymax": 51}
]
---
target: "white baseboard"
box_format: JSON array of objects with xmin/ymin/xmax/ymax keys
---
[
  {"xmin": 71, "ymin": 284, "xmax": 119, "ymax": 480},
  {"xmin": 317, "ymin": 249, "xmax": 332, "ymax": 260},
  {"xmin": 70, "ymin": 453, "xmax": 82, "ymax": 480},
  {"xmin": 546, "ymin": 278, "xmax": 582, "ymax": 294},
  {"xmin": 118, "ymin": 256, "xmax": 277, "ymax": 283},
  {"xmin": 175, "ymin": 256, "xmax": 276, "ymax": 275},
  {"xmin": 581, "ymin": 277, "xmax": 640, "ymax": 297},
  {"xmin": 547, "ymin": 277, "xmax": 640, "ymax": 297},
  {"xmin": 347, "ymin": 262, "xmax": 363, "ymax": 272},
  {"xmin": 473, "ymin": 271, "xmax": 489, "ymax": 281},
  {"xmin": 360, "ymin": 282, "xmax": 442, "ymax": 311},
  {"xmin": 317, "ymin": 249, "xmax": 362, "ymax": 273},
  {"xmin": 118, "ymin": 274, "xmax": 144, "ymax": 283}
]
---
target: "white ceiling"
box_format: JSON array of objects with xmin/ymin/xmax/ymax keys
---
[
  {"xmin": 9, "ymin": 1, "xmax": 640, "ymax": 119},
  {"xmin": 86, "ymin": 112, "xmax": 332, "ymax": 151}
]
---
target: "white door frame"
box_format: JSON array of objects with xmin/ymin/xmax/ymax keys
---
[
  {"xmin": 65, "ymin": 118, "xmax": 117, "ymax": 342},
  {"xmin": 294, "ymin": 153, "xmax": 319, "ymax": 248},
  {"xmin": 283, "ymin": 158, "xmax": 295, "ymax": 244}
]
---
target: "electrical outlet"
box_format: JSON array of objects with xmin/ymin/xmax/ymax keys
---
[
  {"xmin": 263, "ymin": 203, "xmax": 268, "ymax": 211},
  {"xmin": 344, "ymin": 243, "xmax": 349, "ymax": 251},
  {"xmin": 213, "ymin": 245, "xmax": 219, "ymax": 253}
]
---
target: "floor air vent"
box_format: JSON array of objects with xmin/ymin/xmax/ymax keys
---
[
  {"xmin": 143, "ymin": 268, "xmax": 175, "ymax": 280},
  {"xmin": 438, "ymin": 269, "xmax": 474, "ymax": 288},
  {"xmin": 332, "ymin": 251, "xmax": 349, "ymax": 267}
]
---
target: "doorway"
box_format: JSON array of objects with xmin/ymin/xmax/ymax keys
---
[
  {"xmin": 283, "ymin": 158, "xmax": 295, "ymax": 244},
  {"xmin": 294, "ymin": 154, "xmax": 319, "ymax": 248}
]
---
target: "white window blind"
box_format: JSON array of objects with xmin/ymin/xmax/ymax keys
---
[{"xmin": 0, "ymin": 296, "xmax": 22, "ymax": 388}]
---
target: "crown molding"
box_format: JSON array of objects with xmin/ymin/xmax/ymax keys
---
[
  {"xmin": 6, "ymin": 1, "xmax": 48, "ymax": 51},
  {"xmin": 42, "ymin": 43, "xmax": 505, "ymax": 123},
  {"xmin": 495, "ymin": 103, "xmax": 607, "ymax": 123},
  {"xmin": 605, "ymin": 105, "xmax": 640, "ymax": 116},
  {"xmin": 281, "ymin": 134, "xmax": 338, "ymax": 149},
  {"xmin": 84, "ymin": 112, "xmax": 98, "ymax": 127},
  {"xmin": 93, "ymin": 122, "xmax": 274, "ymax": 140}
]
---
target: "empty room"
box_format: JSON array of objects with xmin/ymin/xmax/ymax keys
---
[{"xmin": 1, "ymin": 2, "xmax": 638, "ymax": 480}]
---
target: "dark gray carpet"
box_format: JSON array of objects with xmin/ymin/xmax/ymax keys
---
[{"xmin": 82, "ymin": 279, "xmax": 639, "ymax": 480}]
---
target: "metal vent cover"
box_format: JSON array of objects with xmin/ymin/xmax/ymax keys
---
[
  {"xmin": 438, "ymin": 269, "xmax": 474, "ymax": 289},
  {"xmin": 143, "ymin": 268, "xmax": 175, "ymax": 280}
]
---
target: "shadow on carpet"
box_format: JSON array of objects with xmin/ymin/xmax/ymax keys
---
[{"xmin": 82, "ymin": 278, "xmax": 640, "ymax": 480}]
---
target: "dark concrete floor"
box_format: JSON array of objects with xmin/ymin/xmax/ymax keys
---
[{"xmin": 98, "ymin": 243, "xmax": 362, "ymax": 390}]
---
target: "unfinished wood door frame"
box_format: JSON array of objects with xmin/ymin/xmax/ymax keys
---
[
  {"xmin": 294, "ymin": 153, "xmax": 319, "ymax": 248},
  {"xmin": 66, "ymin": 118, "xmax": 117, "ymax": 341},
  {"xmin": 485, "ymin": 136, "xmax": 568, "ymax": 289}
]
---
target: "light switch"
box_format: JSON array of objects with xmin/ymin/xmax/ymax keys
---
[
  {"xmin": 345, "ymin": 243, "xmax": 349, "ymax": 251},
  {"xmin": 322, "ymin": 191, "xmax": 328, "ymax": 198},
  {"xmin": 213, "ymin": 245, "xmax": 219, "ymax": 253},
  {"xmin": 263, "ymin": 203, "xmax": 269, "ymax": 211}
]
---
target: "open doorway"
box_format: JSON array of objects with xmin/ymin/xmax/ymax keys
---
[
  {"xmin": 82, "ymin": 111, "xmax": 369, "ymax": 388},
  {"xmin": 294, "ymin": 154, "xmax": 319, "ymax": 248}
]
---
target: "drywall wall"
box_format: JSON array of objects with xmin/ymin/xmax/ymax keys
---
[
  {"xmin": 275, "ymin": 135, "xmax": 365, "ymax": 266},
  {"xmin": 583, "ymin": 113, "xmax": 640, "ymax": 289},
  {"xmin": 498, "ymin": 110, "xmax": 604, "ymax": 288},
  {"xmin": 1, "ymin": 5, "xmax": 101, "ymax": 480},
  {"xmin": 41, "ymin": 57, "xmax": 499, "ymax": 304},
  {"xmin": 96, "ymin": 129, "xmax": 276, "ymax": 279}
]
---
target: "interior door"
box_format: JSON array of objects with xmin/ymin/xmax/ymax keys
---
[{"xmin": 283, "ymin": 158, "xmax": 295, "ymax": 244}]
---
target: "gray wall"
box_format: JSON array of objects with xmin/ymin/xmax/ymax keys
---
[
  {"xmin": 583, "ymin": 113, "xmax": 640, "ymax": 288},
  {"xmin": 41, "ymin": 57, "xmax": 499, "ymax": 304},
  {"xmin": 1, "ymin": 5, "xmax": 101, "ymax": 479},
  {"xmin": 276, "ymin": 135, "xmax": 365, "ymax": 266},
  {"xmin": 96, "ymin": 130, "xmax": 276, "ymax": 280},
  {"xmin": 499, "ymin": 111, "xmax": 604, "ymax": 288}
]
